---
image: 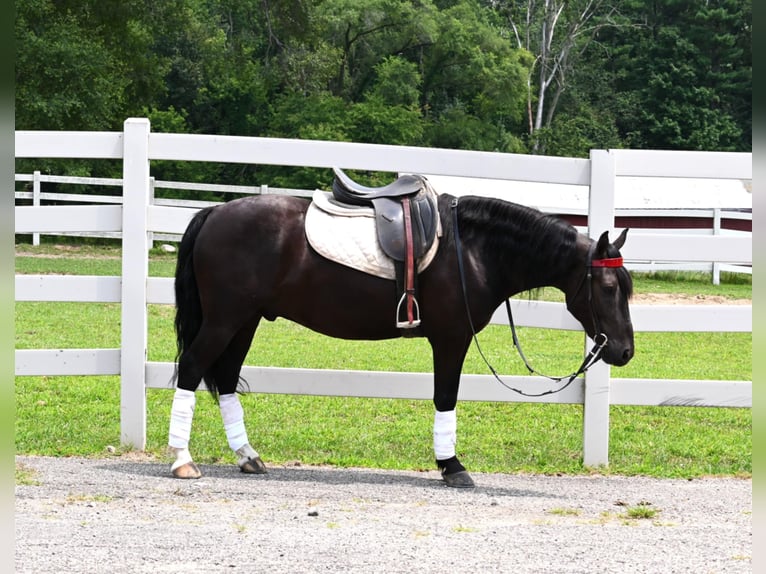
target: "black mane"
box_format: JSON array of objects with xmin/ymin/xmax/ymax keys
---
[
  {"xmin": 446, "ymin": 194, "xmax": 581, "ymax": 293},
  {"xmin": 444, "ymin": 194, "xmax": 633, "ymax": 299}
]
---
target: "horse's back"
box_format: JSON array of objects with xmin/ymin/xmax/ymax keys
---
[
  {"xmin": 202, "ymin": 194, "xmax": 308, "ymax": 237},
  {"xmin": 195, "ymin": 195, "xmax": 308, "ymax": 257}
]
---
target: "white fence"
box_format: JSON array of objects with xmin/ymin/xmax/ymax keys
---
[
  {"xmin": 16, "ymin": 173, "xmax": 752, "ymax": 285},
  {"xmin": 14, "ymin": 118, "xmax": 752, "ymax": 467},
  {"xmin": 14, "ymin": 172, "xmax": 308, "ymax": 244}
]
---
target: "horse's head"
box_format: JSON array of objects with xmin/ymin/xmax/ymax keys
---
[{"xmin": 565, "ymin": 229, "xmax": 634, "ymax": 366}]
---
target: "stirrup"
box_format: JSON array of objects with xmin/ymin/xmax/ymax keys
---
[{"xmin": 395, "ymin": 292, "xmax": 421, "ymax": 329}]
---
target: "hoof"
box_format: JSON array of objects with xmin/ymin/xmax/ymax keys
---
[
  {"xmin": 239, "ymin": 456, "xmax": 267, "ymax": 474},
  {"xmin": 172, "ymin": 461, "xmax": 202, "ymax": 479},
  {"xmin": 442, "ymin": 470, "xmax": 475, "ymax": 488}
]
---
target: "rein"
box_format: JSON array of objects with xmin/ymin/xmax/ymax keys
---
[{"xmin": 450, "ymin": 198, "xmax": 617, "ymax": 397}]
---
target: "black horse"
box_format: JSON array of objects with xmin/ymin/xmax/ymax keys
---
[{"xmin": 167, "ymin": 174, "xmax": 634, "ymax": 487}]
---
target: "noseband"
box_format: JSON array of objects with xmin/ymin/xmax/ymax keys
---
[{"xmin": 450, "ymin": 198, "xmax": 623, "ymax": 398}]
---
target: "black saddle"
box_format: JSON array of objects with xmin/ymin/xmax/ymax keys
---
[
  {"xmin": 332, "ymin": 168, "xmax": 425, "ymax": 205},
  {"xmin": 331, "ymin": 167, "xmax": 439, "ymax": 329},
  {"xmin": 331, "ymin": 167, "xmax": 438, "ymax": 262}
]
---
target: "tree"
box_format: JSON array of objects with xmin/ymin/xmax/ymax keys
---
[
  {"xmin": 419, "ymin": 1, "xmax": 531, "ymax": 152},
  {"xmin": 493, "ymin": 0, "xmax": 627, "ymax": 152},
  {"xmin": 16, "ymin": 0, "xmax": 749, "ymax": 190},
  {"xmin": 15, "ymin": 0, "xmax": 130, "ymax": 131},
  {"xmin": 604, "ymin": 0, "xmax": 751, "ymax": 151}
]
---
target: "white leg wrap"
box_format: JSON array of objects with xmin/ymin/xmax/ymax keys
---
[
  {"xmin": 168, "ymin": 388, "xmax": 196, "ymax": 449},
  {"xmin": 219, "ymin": 393, "xmax": 252, "ymax": 453},
  {"xmin": 170, "ymin": 447, "xmax": 193, "ymax": 472},
  {"xmin": 433, "ymin": 409, "xmax": 457, "ymax": 460},
  {"xmin": 235, "ymin": 444, "xmax": 260, "ymax": 466}
]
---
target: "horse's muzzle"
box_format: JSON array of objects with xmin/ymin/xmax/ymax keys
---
[{"xmin": 603, "ymin": 343, "xmax": 634, "ymax": 367}]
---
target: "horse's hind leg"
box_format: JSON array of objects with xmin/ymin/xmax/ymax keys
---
[
  {"xmin": 169, "ymin": 318, "xmax": 253, "ymax": 478},
  {"xmin": 169, "ymin": 349, "xmax": 213, "ymax": 478},
  {"xmin": 168, "ymin": 387, "xmax": 202, "ymax": 478},
  {"xmin": 211, "ymin": 318, "xmax": 267, "ymax": 474}
]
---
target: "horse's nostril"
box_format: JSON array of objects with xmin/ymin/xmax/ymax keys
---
[{"xmin": 622, "ymin": 348, "xmax": 633, "ymax": 361}]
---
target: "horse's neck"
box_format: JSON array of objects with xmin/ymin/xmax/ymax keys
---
[
  {"xmin": 482, "ymin": 225, "xmax": 586, "ymax": 298},
  {"xmin": 441, "ymin": 195, "xmax": 586, "ymax": 299}
]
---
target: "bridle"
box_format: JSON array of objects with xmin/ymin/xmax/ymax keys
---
[
  {"xmin": 450, "ymin": 198, "xmax": 623, "ymax": 397},
  {"xmin": 569, "ymin": 240, "xmax": 625, "ymax": 349}
]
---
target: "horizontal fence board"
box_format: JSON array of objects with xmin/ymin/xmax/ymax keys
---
[
  {"xmin": 621, "ymin": 234, "xmax": 751, "ymax": 264},
  {"xmin": 610, "ymin": 379, "xmax": 751, "ymax": 408},
  {"xmin": 16, "ymin": 275, "xmax": 122, "ymax": 303},
  {"xmin": 153, "ymin": 198, "xmax": 219, "ymax": 209},
  {"xmin": 719, "ymin": 264, "xmax": 752, "ymax": 275},
  {"xmin": 490, "ymin": 301, "xmax": 752, "ymax": 333},
  {"xmin": 148, "ymin": 205, "xmax": 198, "ymax": 234},
  {"xmin": 145, "ymin": 362, "xmax": 583, "ymax": 403},
  {"xmin": 629, "ymin": 304, "xmax": 751, "ymax": 332},
  {"xmin": 153, "ymin": 179, "xmax": 261, "ymax": 195},
  {"xmin": 17, "ymin": 192, "xmax": 124, "ymax": 204},
  {"xmin": 15, "ymin": 349, "xmax": 121, "ymax": 376},
  {"xmin": 15, "ymin": 131, "xmax": 124, "ymax": 159},
  {"xmin": 146, "ymin": 362, "xmax": 749, "ymax": 407},
  {"xmin": 490, "ymin": 300, "xmax": 582, "ymax": 330},
  {"xmin": 15, "ymin": 205, "xmax": 123, "ymax": 233},
  {"xmin": 147, "ymin": 277, "xmax": 175, "ymax": 305},
  {"xmin": 140, "ymin": 279, "xmax": 753, "ymax": 333},
  {"xmin": 36, "ymin": 175, "xmax": 123, "ymax": 186},
  {"xmin": 613, "ymin": 150, "xmax": 752, "ymax": 180},
  {"xmin": 149, "ymin": 133, "xmax": 592, "ymax": 186}
]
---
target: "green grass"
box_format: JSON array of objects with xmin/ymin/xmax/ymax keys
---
[
  {"xmin": 623, "ymin": 503, "xmax": 659, "ymax": 520},
  {"xmin": 15, "ymin": 463, "xmax": 41, "ymax": 486},
  {"xmin": 633, "ymin": 269, "xmax": 752, "ymax": 299},
  {"xmin": 14, "ymin": 243, "xmax": 752, "ymax": 478}
]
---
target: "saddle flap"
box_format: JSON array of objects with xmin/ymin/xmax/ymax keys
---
[
  {"xmin": 372, "ymin": 197, "xmax": 407, "ymax": 260},
  {"xmin": 372, "ymin": 190, "xmax": 438, "ymax": 261}
]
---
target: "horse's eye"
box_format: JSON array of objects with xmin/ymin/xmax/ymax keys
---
[{"xmin": 599, "ymin": 282, "xmax": 617, "ymax": 296}]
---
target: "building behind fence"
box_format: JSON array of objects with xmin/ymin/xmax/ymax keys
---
[{"xmin": 14, "ymin": 119, "xmax": 752, "ymax": 467}]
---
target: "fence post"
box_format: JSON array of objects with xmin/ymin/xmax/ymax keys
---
[
  {"xmin": 148, "ymin": 176, "xmax": 155, "ymax": 250},
  {"xmin": 712, "ymin": 208, "xmax": 721, "ymax": 285},
  {"xmin": 32, "ymin": 171, "xmax": 41, "ymax": 246},
  {"xmin": 120, "ymin": 118, "xmax": 151, "ymax": 449},
  {"xmin": 583, "ymin": 150, "xmax": 617, "ymax": 467}
]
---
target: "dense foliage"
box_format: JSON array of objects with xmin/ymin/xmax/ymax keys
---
[{"xmin": 15, "ymin": 0, "xmax": 751, "ymax": 187}]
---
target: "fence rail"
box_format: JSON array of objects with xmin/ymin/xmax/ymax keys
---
[
  {"xmin": 15, "ymin": 172, "xmax": 752, "ymax": 280},
  {"xmin": 14, "ymin": 119, "xmax": 752, "ymax": 466}
]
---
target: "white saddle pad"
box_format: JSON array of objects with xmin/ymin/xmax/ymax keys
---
[{"xmin": 305, "ymin": 189, "xmax": 441, "ymax": 279}]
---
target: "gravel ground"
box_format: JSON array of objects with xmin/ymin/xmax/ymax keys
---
[{"xmin": 15, "ymin": 455, "xmax": 751, "ymax": 574}]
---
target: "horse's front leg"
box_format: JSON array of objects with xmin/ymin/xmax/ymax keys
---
[{"xmin": 430, "ymin": 335, "xmax": 475, "ymax": 488}]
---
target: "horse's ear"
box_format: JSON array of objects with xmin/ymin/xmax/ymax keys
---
[
  {"xmin": 612, "ymin": 228, "xmax": 629, "ymax": 250},
  {"xmin": 596, "ymin": 230, "xmax": 610, "ymax": 257}
]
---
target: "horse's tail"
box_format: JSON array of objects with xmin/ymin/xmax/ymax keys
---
[{"xmin": 173, "ymin": 206, "xmax": 215, "ymax": 377}]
